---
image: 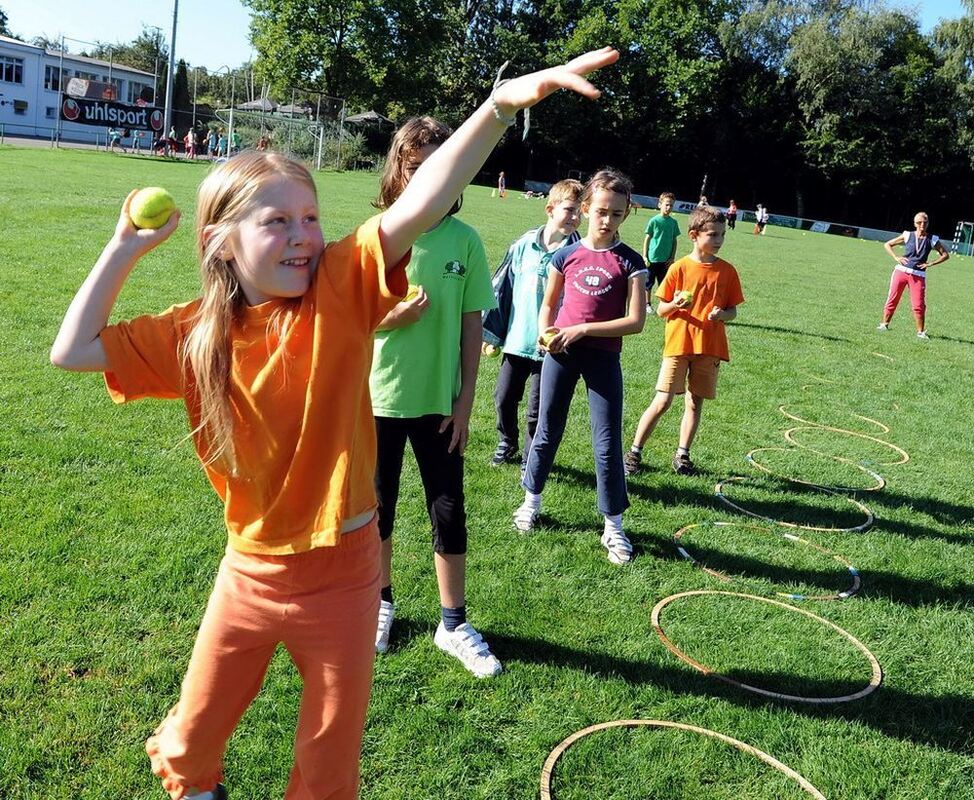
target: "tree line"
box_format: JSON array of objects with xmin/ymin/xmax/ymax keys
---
[{"xmin": 5, "ymin": 1, "xmax": 974, "ymax": 230}]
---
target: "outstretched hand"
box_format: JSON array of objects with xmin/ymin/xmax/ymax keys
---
[
  {"xmin": 492, "ymin": 47, "xmax": 619, "ymax": 117},
  {"xmin": 114, "ymin": 189, "xmax": 181, "ymax": 256}
]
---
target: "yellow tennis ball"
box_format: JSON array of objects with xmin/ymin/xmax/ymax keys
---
[
  {"xmin": 678, "ymin": 289, "xmax": 694, "ymax": 303},
  {"xmin": 483, "ymin": 344, "xmax": 500, "ymax": 358},
  {"xmin": 403, "ymin": 283, "xmax": 421, "ymax": 302},
  {"xmin": 129, "ymin": 187, "xmax": 176, "ymax": 229},
  {"xmin": 539, "ymin": 328, "xmax": 559, "ymax": 349}
]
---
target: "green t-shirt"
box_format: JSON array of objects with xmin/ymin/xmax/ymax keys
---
[
  {"xmin": 371, "ymin": 216, "xmax": 495, "ymax": 417},
  {"xmin": 644, "ymin": 213, "xmax": 680, "ymax": 263}
]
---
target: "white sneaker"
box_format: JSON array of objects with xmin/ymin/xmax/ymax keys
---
[
  {"xmin": 877, "ymin": 323, "xmax": 889, "ymax": 331},
  {"xmin": 601, "ymin": 529, "xmax": 633, "ymax": 565},
  {"xmin": 513, "ymin": 501, "xmax": 540, "ymax": 532},
  {"xmin": 917, "ymin": 330, "xmax": 929, "ymax": 340},
  {"xmin": 375, "ymin": 600, "xmax": 395, "ymax": 653},
  {"xmin": 646, "ymin": 304, "xmax": 656, "ymax": 317},
  {"xmin": 434, "ymin": 622, "xmax": 502, "ymax": 677}
]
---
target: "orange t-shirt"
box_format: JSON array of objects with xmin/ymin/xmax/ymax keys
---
[
  {"xmin": 657, "ymin": 255, "xmax": 744, "ymax": 361},
  {"xmin": 100, "ymin": 215, "xmax": 408, "ymax": 554}
]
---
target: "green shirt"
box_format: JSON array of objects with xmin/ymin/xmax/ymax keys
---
[
  {"xmin": 371, "ymin": 216, "xmax": 495, "ymax": 417},
  {"xmin": 644, "ymin": 213, "xmax": 680, "ymax": 263}
]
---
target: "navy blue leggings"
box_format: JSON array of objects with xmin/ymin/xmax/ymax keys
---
[{"xmin": 522, "ymin": 346, "xmax": 629, "ymax": 516}]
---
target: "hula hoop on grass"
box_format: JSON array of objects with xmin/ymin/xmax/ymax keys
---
[
  {"xmin": 651, "ymin": 590, "xmax": 883, "ymax": 704},
  {"xmin": 783, "ymin": 426, "xmax": 909, "ymax": 466},
  {"xmin": 715, "ymin": 477, "xmax": 874, "ymax": 533},
  {"xmin": 673, "ymin": 521, "xmax": 861, "ymax": 600},
  {"xmin": 540, "ymin": 719, "xmax": 827, "ymax": 800},
  {"xmin": 745, "ymin": 447, "xmax": 885, "ymax": 492}
]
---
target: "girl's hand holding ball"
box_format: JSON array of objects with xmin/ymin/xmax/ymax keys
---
[{"xmin": 708, "ymin": 306, "xmax": 724, "ymax": 321}]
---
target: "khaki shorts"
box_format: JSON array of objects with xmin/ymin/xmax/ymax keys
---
[{"xmin": 656, "ymin": 355, "xmax": 721, "ymax": 399}]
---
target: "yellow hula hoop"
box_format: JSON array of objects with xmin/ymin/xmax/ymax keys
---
[
  {"xmin": 746, "ymin": 446, "xmax": 886, "ymax": 492},
  {"xmin": 540, "ymin": 719, "xmax": 827, "ymax": 800},
  {"xmin": 715, "ymin": 477, "xmax": 875, "ymax": 533},
  {"xmin": 782, "ymin": 426, "xmax": 909, "ymax": 466},
  {"xmin": 651, "ymin": 591, "xmax": 883, "ymax": 704},
  {"xmin": 673, "ymin": 521, "xmax": 861, "ymax": 600}
]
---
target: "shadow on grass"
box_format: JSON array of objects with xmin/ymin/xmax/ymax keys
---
[
  {"xmin": 643, "ymin": 538, "xmax": 974, "ymax": 609},
  {"xmin": 933, "ymin": 334, "xmax": 974, "ymax": 347},
  {"xmin": 484, "ymin": 632, "xmax": 974, "ymax": 755},
  {"xmin": 732, "ymin": 321, "xmax": 852, "ymax": 343}
]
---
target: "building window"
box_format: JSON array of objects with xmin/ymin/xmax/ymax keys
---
[
  {"xmin": 13, "ymin": 99, "xmax": 28, "ymax": 115},
  {"xmin": 44, "ymin": 65, "xmax": 69, "ymax": 92},
  {"xmin": 1, "ymin": 56, "xmax": 24, "ymax": 85},
  {"xmin": 126, "ymin": 80, "xmax": 153, "ymax": 104},
  {"xmin": 46, "ymin": 106, "xmax": 56, "ymax": 118},
  {"xmin": 73, "ymin": 70, "xmax": 98, "ymax": 81}
]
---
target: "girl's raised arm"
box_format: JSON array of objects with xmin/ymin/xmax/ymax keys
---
[
  {"xmin": 379, "ymin": 47, "xmax": 619, "ymax": 266},
  {"xmin": 50, "ymin": 191, "xmax": 180, "ymax": 372}
]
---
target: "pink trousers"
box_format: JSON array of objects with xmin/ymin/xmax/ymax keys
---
[
  {"xmin": 883, "ymin": 269, "xmax": 926, "ymax": 320},
  {"xmin": 146, "ymin": 520, "xmax": 380, "ymax": 799}
]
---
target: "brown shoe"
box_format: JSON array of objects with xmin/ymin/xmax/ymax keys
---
[
  {"xmin": 672, "ymin": 453, "xmax": 698, "ymax": 476},
  {"xmin": 623, "ymin": 449, "xmax": 642, "ymax": 476}
]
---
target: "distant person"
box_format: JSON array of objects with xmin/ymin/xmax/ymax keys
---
[
  {"xmin": 230, "ymin": 130, "xmax": 241, "ymax": 155},
  {"xmin": 207, "ymin": 128, "xmax": 218, "ymax": 158},
  {"xmin": 625, "ymin": 206, "xmax": 744, "ymax": 478},
  {"xmin": 482, "ymin": 178, "xmax": 582, "ymax": 470},
  {"xmin": 183, "ymin": 129, "xmax": 196, "ymax": 159},
  {"xmin": 726, "ymin": 199, "xmax": 737, "ymax": 230},
  {"xmin": 217, "ymin": 129, "xmax": 228, "ymax": 158},
  {"xmin": 513, "ymin": 168, "xmax": 647, "ymax": 566},
  {"xmin": 755, "ymin": 204, "xmax": 769, "ymax": 235},
  {"xmin": 697, "ymin": 195, "xmax": 707, "ymax": 208},
  {"xmin": 108, "ymin": 127, "xmax": 126, "ymax": 153},
  {"xmin": 642, "ymin": 191, "xmax": 680, "ymax": 315},
  {"xmin": 256, "ymin": 134, "xmax": 270, "ymax": 151},
  {"xmin": 877, "ymin": 211, "xmax": 949, "ymax": 339},
  {"xmin": 498, "ymin": 170, "xmax": 507, "ymax": 198}
]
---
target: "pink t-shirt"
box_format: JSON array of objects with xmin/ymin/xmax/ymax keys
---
[{"xmin": 550, "ymin": 240, "xmax": 647, "ymax": 352}]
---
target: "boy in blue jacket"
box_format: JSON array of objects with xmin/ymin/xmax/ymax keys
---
[{"xmin": 483, "ymin": 179, "xmax": 582, "ymax": 468}]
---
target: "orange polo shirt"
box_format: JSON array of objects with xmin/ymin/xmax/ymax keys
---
[
  {"xmin": 100, "ymin": 215, "xmax": 408, "ymax": 554},
  {"xmin": 657, "ymin": 255, "xmax": 744, "ymax": 361}
]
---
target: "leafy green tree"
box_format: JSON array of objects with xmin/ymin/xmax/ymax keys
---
[{"xmin": 0, "ymin": 6, "xmax": 10, "ymax": 37}]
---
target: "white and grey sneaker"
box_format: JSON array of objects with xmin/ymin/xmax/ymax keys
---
[
  {"xmin": 917, "ymin": 330, "xmax": 930, "ymax": 340},
  {"xmin": 434, "ymin": 621, "xmax": 502, "ymax": 678},
  {"xmin": 513, "ymin": 501, "xmax": 541, "ymax": 532},
  {"xmin": 601, "ymin": 529, "xmax": 633, "ymax": 565},
  {"xmin": 375, "ymin": 600, "xmax": 395, "ymax": 654},
  {"xmin": 877, "ymin": 322, "xmax": 889, "ymax": 331}
]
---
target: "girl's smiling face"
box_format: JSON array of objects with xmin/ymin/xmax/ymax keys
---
[{"xmin": 225, "ymin": 177, "xmax": 324, "ymax": 305}]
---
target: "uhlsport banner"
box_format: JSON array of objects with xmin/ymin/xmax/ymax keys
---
[{"xmin": 60, "ymin": 96, "xmax": 164, "ymax": 132}]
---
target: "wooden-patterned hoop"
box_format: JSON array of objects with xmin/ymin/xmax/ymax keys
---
[
  {"xmin": 782, "ymin": 425, "xmax": 910, "ymax": 467},
  {"xmin": 651, "ymin": 590, "xmax": 883, "ymax": 704},
  {"xmin": 673, "ymin": 521, "xmax": 861, "ymax": 601},
  {"xmin": 715, "ymin": 477, "xmax": 874, "ymax": 533},
  {"xmin": 745, "ymin": 447, "xmax": 886, "ymax": 493},
  {"xmin": 540, "ymin": 719, "xmax": 827, "ymax": 800}
]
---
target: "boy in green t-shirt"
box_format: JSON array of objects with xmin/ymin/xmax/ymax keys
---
[{"xmin": 642, "ymin": 191, "xmax": 680, "ymax": 314}]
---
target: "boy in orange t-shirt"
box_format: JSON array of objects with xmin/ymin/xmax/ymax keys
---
[{"xmin": 625, "ymin": 205, "xmax": 744, "ymax": 476}]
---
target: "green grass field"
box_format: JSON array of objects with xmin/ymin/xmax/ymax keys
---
[{"xmin": 1, "ymin": 145, "xmax": 972, "ymax": 799}]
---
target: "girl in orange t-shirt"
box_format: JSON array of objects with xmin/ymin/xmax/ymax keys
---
[{"xmin": 49, "ymin": 49, "xmax": 619, "ymax": 800}]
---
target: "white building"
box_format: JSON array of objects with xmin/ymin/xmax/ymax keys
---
[{"xmin": 0, "ymin": 34, "xmax": 155, "ymax": 144}]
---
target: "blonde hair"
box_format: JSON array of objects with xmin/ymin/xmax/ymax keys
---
[
  {"xmin": 547, "ymin": 179, "xmax": 583, "ymax": 207},
  {"xmin": 375, "ymin": 116, "xmax": 461, "ymax": 214},
  {"xmin": 183, "ymin": 151, "xmax": 317, "ymax": 472}
]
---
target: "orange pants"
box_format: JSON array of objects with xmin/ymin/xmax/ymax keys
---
[{"xmin": 146, "ymin": 520, "xmax": 380, "ymax": 799}]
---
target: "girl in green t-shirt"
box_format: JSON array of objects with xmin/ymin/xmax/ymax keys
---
[{"xmin": 370, "ymin": 117, "xmax": 501, "ymax": 678}]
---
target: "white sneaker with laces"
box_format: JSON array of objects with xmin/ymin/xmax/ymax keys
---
[
  {"xmin": 917, "ymin": 330, "xmax": 929, "ymax": 340},
  {"xmin": 877, "ymin": 323, "xmax": 889, "ymax": 331},
  {"xmin": 434, "ymin": 621, "xmax": 502, "ymax": 677},
  {"xmin": 513, "ymin": 501, "xmax": 540, "ymax": 532},
  {"xmin": 375, "ymin": 600, "xmax": 395, "ymax": 653},
  {"xmin": 646, "ymin": 304, "xmax": 656, "ymax": 317},
  {"xmin": 601, "ymin": 529, "xmax": 633, "ymax": 565}
]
